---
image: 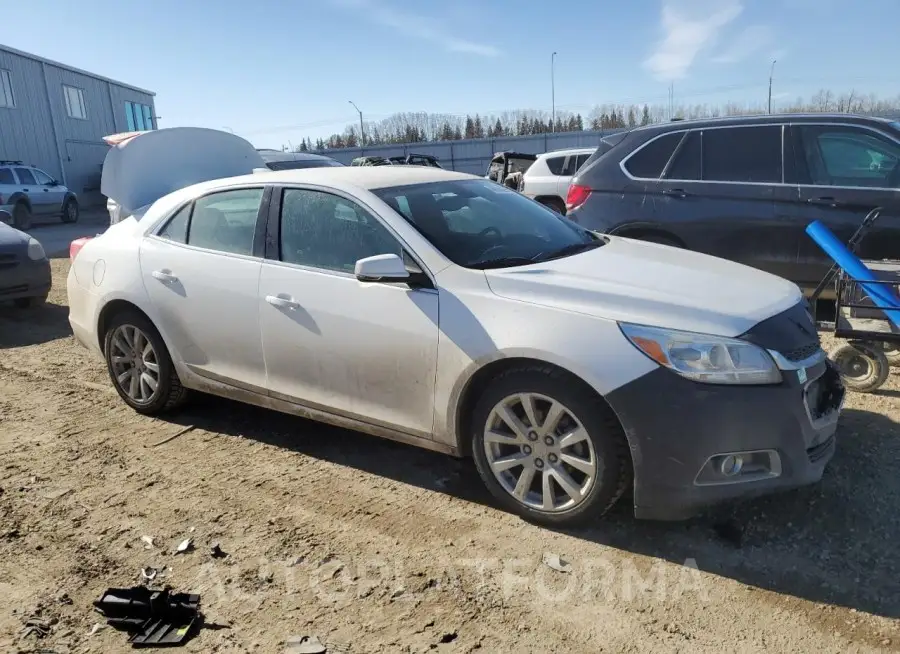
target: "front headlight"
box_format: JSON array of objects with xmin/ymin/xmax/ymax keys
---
[
  {"xmin": 26, "ymin": 237, "xmax": 46, "ymax": 261},
  {"xmin": 619, "ymin": 323, "xmax": 782, "ymax": 385}
]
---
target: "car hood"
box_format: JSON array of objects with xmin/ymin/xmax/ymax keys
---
[
  {"xmin": 100, "ymin": 127, "xmax": 265, "ymax": 216},
  {"xmin": 0, "ymin": 222, "xmax": 29, "ymax": 250},
  {"xmin": 483, "ymin": 236, "xmax": 802, "ymax": 337}
]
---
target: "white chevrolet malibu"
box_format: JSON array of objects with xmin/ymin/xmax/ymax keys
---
[{"xmin": 68, "ymin": 138, "xmax": 844, "ymax": 527}]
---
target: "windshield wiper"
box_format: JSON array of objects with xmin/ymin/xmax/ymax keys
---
[
  {"xmin": 469, "ymin": 256, "xmax": 542, "ymax": 270},
  {"xmin": 533, "ymin": 240, "xmax": 603, "ymax": 263}
]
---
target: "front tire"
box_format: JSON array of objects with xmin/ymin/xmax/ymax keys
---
[
  {"xmin": 471, "ymin": 365, "xmax": 631, "ymax": 527},
  {"xmin": 61, "ymin": 198, "xmax": 79, "ymax": 223},
  {"xmin": 103, "ymin": 310, "xmax": 189, "ymax": 414},
  {"xmin": 830, "ymin": 340, "xmax": 889, "ymax": 393}
]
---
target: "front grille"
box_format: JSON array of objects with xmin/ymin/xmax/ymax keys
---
[
  {"xmin": 781, "ymin": 342, "xmax": 821, "ymax": 362},
  {"xmin": 0, "ymin": 284, "xmax": 27, "ymax": 296},
  {"xmin": 807, "ymin": 434, "xmax": 835, "ymax": 463},
  {"xmin": 0, "ymin": 253, "xmax": 19, "ymax": 270}
]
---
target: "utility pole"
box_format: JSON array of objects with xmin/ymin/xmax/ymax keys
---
[
  {"xmin": 551, "ymin": 51, "xmax": 557, "ymax": 132},
  {"xmin": 768, "ymin": 59, "xmax": 777, "ymax": 114},
  {"xmin": 349, "ymin": 100, "xmax": 365, "ymax": 147}
]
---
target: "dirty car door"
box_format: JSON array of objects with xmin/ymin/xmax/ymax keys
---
[{"xmin": 258, "ymin": 186, "xmax": 439, "ymax": 437}]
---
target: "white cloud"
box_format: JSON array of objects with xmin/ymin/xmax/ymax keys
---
[
  {"xmin": 330, "ymin": 0, "xmax": 499, "ymax": 57},
  {"xmin": 643, "ymin": 0, "xmax": 743, "ymax": 80},
  {"xmin": 711, "ymin": 24, "xmax": 774, "ymax": 64}
]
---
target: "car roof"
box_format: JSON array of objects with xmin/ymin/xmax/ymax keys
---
[
  {"xmin": 191, "ymin": 165, "xmax": 475, "ymax": 194},
  {"xmin": 538, "ymin": 147, "xmax": 596, "ymax": 158},
  {"xmin": 631, "ymin": 112, "xmax": 897, "ymax": 135}
]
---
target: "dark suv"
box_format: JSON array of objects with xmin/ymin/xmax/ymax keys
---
[{"xmin": 566, "ymin": 114, "xmax": 900, "ymax": 293}]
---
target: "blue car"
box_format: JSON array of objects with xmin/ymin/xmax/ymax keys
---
[{"xmin": 0, "ymin": 209, "xmax": 51, "ymax": 307}]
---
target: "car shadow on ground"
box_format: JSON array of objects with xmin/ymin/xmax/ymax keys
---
[
  {"xmin": 163, "ymin": 395, "xmax": 900, "ymax": 619},
  {"xmin": 0, "ymin": 301, "xmax": 72, "ymax": 348}
]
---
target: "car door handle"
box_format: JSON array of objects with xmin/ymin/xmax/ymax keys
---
[
  {"xmin": 43, "ymin": 188, "xmax": 50, "ymax": 192},
  {"xmin": 151, "ymin": 269, "xmax": 178, "ymax": 283},
  {"xmin": 265, "ymin": 294, "xmax": 300, "ymax": 309},
  {"xmin": 22, "ymin": 188, "xmax": 29, "ymax": 192},
  {"xmin": 663, "ymin": 188, "xmax": 689, "ymax": 198},
  {"xmin": 807, "ymin": 196, "xmax": 843, "ymax": 207}
]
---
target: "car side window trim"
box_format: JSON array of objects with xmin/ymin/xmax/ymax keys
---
[
  {"xmin": 262, "ymin": 183, "xmax": 436, "ymax": 289},
  {"xmin": 620, "ymin": 123, "xmax": 790, "ymax": 186},
  {"xmin": 620, "ymin": 120, "xmax": 900, "ymax": 190},
  {"xmin": 146, "ymin": 184, "xmax": 271, "ymax": 260}
]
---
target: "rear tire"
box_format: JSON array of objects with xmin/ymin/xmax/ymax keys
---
[
  {"xmin": 13, "ymin": 202, "xmax": 31, "ymax": 230},
  {"xmin": 103, "ymin": 309, "xmax": 190, "ymax": 415},
  {"xmin": 829, "ymin": 340, "xmax": 889, "ymax": 393},
  {"xmin": 470, "ymin": 365, "xmax": 631, "ymax": 527},
  {"xmin": 61, "ymin": 198, "xmax": 79, "ymax": 224},
  {"xmin": 538, "ymin": 197, "xmax": 566, "ymax": 215}
]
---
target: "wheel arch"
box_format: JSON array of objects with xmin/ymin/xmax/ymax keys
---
[
  {"xmin": 533, "ymin": 195, "xmax": 566, "ymax": 214},
  {"xmin": 453, "ymin": 356, "xmax": 633, "ymax": 466},
  {"xmin": 8, "ymin": 192, "xmax": 31, "ymax": 210},
  {"xmin": 96, "ymin": 298, "xmax": 158, "ymax": 353},
  {"xmin": 609, "ymin": 223, "xmax": 686, "ymax": 247}
]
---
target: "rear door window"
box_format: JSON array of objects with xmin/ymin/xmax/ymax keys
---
[
  {"xmin": 623, "ymin": 132, "xmax": 683, "ymax": 179},
  {"xmin": 186, "ymin": 188, "xmax": 264, "ymax": 255},
  {"xmin": 664, "ymin": 131, "xmax": 701, "ymax": 180},
  {"xmin": 14, "ymin": 167, "xmax": 36, "ymax": 185},
  {"xmin": 545, "ymin": 156, "xmax": 566, "ymax": 176},
  {"xmin": 702, "ymin": 126, "xmax": 782, "ymax": 183}
]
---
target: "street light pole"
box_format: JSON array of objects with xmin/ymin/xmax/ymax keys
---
[
  {"xmin": 349, "ymin": 100, "xmax": 365, "ymax": 147},
  {"xmin": 551, "ymin": 51, "xmax": 557, "ymax": 132},
  {"xmin": 768, "ymin": 59, "xmax": 777, "ymax": 115}
]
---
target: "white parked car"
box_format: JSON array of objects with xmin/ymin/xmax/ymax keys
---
[
  {"xmin": 518, "ymin": 148, "xmax": 596, "ymax": 214},
  {"xmin": 67, "ymin": 147, "xmax": 844, "ymax": 526}
]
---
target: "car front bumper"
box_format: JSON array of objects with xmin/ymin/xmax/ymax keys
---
[
  {"xmin": 0, "ymin": 256, "xmax": 52, "ymax": 302},
  {"xmin": 606, "ymin": 354, "xmax": 844, "ymax": 521}
]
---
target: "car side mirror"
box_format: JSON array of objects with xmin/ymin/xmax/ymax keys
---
[
  {"xmin": 48, "ymin": 179, "xmax": 59, "ymax": 186},
  {"xmin": 355, "ymin": 253, "xmax": 410, "ymax": 282},
  {"xmin": 0, "ymin": 209, "xmax": 12, "ymax": 225}
]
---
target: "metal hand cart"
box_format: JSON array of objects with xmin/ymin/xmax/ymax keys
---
[{"xmin": 807, "ymin": 207, "xmax": 900, "ymax": 393}]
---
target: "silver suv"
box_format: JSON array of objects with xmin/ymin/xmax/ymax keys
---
[{"xmin": 0, "ymin": 161, "xmax": 79, "ymax": 230}]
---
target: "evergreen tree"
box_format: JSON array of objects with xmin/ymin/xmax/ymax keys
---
[
  {"xmin": 640, "ymin": 104, "xmax": 651, "ymax": 126},
  {"xmin": 473, "ymin": 114, "xmax": 485, "ymax": 138},
  {"xmin": 627, "ymin": 107, "xmax": 637, "ymax": 128},
  {"xmin": 464, "ymin": 116, "xmax": 476, "ymax": 139},
  {"xmin": 576, "ymin": 113, "xmax": 584, "ymax": 131},
  {"xmin": 494, "ymin": 118, "xmax": 504, "ymax": 137}
]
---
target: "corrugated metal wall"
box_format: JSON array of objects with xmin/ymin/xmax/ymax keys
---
[
  {"xmin": 0, "ymin": 46, "xmax": 155, "ymax": 207},
  {"xmin": 315, "ymin": 129, "xmax": 628, "ymax": 174}
]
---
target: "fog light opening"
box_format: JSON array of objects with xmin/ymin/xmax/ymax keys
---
[{"xmin": 720, "ymin": 454, "xmax": 744, "ymax": 477}]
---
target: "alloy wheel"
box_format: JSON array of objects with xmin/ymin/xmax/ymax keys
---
[
  {"xmin": 109, "ymin": 324, "xmax": 160, "ymax": 404},
  {"xmin": 483, "ymin": 392, "xmax": 599, "ymax": 512}
]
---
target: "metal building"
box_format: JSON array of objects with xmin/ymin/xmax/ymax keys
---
[{"xmin": 0, "ymin": 43, "xmax": 156, "ymax": 206}]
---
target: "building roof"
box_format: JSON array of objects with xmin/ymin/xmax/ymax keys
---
[{"xmin": 0, "ymin": 43, "xmax": 155, "ymax": 96}]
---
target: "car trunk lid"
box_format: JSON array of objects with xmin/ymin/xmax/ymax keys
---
[{"xmin": 100, "ymin": 127, "xmax": 265, "ymax": 217}]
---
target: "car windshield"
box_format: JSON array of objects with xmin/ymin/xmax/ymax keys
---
[{"xmin": 372, "ymin": 179, "xmax": 602, "ymax": 269}]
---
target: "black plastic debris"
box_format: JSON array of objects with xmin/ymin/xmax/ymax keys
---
[{"xmin": 93, "ymin": 586, "xmax": 201, "ymax": 647}]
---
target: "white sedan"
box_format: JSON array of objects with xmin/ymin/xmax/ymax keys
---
[{"xmin": 68, "ymin": 164, "xmax": 842, "ymax": 526}]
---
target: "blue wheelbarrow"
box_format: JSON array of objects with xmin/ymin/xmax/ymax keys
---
[{"xmin": 807, "ymin": 207, "xmax": 900, "ymax": 393}]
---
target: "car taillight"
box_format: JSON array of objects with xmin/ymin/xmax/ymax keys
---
[
  {"xmin": 70, "ymin": 237, "xmax": 92, "ymax": 261},
  {"xmin": 566, "ymin": 184, "xmax": 592, "ymax": 211}
]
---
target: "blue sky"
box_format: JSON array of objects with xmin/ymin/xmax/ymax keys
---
[{"xmin": 3, "ymin": 0, "xmax": 897, "ymax": 148}]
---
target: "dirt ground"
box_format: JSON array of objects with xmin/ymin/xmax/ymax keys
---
[{"xmin": 1, "ymin": 259, "xmax": 899, "ymax": 653}]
